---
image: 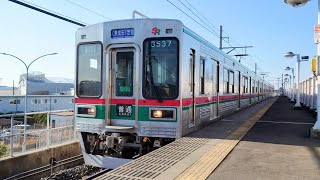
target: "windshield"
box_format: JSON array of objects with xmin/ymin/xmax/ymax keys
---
[
  {"xmin": 76, "ymin": 42, "xmax": 102, "ymax": 97},
  {"xmin": 143, "ymin": 38, "xmax": 179, "ymax": 100}
]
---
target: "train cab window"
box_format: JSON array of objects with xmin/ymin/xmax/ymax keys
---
[
  {"xmin": 115, "ymin": 52, "xmax": 134, "ymax": 96},
  {"xmin": 76, "ymin": 42, "xmax": 102, "ymax": 97},
  {"xmin": 143, "ymin": 38, "xmax": 179, "ymax": 100},
  {"xmin": 200, "ymin": 58, "xmax": 205, "ymax": 94},
  {"xmin": 229, "ymin": 71, "xmax": 234, "ymax": 93}
]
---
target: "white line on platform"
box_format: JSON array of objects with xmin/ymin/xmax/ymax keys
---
[
  {"xmin": 221, "ymin": 119, "xmax": 235, "ymax": 122},
  {"xmin": 257, "ymin": 120, "xmax": 314, "ymax": 125}
]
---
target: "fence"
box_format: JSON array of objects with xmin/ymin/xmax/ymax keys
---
[{"xmin": 0, "ymin": 109, "xmax": 75, "ymax": 158}]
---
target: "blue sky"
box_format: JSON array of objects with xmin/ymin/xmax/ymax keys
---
[{"xmin": 0, "ymin": 0, "xmax": 318, "ymax": 89}]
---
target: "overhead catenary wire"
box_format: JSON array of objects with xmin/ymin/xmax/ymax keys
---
[
  {"xmin": 177, "ymin": 0, "xmax": 243, "ymax": 59},
  {"xmin": 177, "ymin": 0, "xmax": 219, "ymax": 37},
  {"xmin": 166, "ymin": 0, "xmax": 220, "ymax": 39},
  {"xmin": 175, "ymin": 0, "xmax": 258, "ymax": 71},
  {"xmin": 64, "ymin": 0, "xmax": 112, "ymax": 20},
  {"xmin": 182, "ymin": 0, "xmax": 263, "ymax": 70}
]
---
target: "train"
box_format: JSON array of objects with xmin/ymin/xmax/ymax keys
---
[{"xmin": 74, "ymin": 18, "xmax": 274, "ymax": 169}]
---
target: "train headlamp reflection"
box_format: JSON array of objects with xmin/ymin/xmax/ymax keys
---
[
  {"xmin": 150, "ymin": 109, "xmax": 175, "ymax": 120},
  {"xmin": 88, "ymin": 108, "xmax": 96, "ymax": 115},
  {"xmin": 77, "ymin": 106, "xmax": 96, "ymax": 117},
  {"xmin": 152, "ymin": 110, "xmax": 163, "ymax": 118}
]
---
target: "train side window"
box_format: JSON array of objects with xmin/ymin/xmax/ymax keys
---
[
  {"xmin": 242, "ymin": 76, "xmax": 245, "ymax": 93},
  {"xmin": 243, "ymin": 76, "xmax": 248, "ymax": 93},
  {"xmin": 229, "ymin": 71, "xmax": 234, "ymax": 93},
  {"xmin": 223, "ymin": 68, "xmax": 229, "ymax": 94},
  {"xmin": 189, "ymin": 50, "xmax": 195, "ymax": 92},
  {"xmin": 216, "ymin": 62, "xmax": 219, "ymax": 93},
  {"xmin": 252, "ymin": 80, "xmax": 255, "ymax": 93},
  {"xmin": 200, "ymin": 57, "xmax": 205, "ymax": 95},
  {"xmin": 249, "ymin": 77, "xmax": 252, "ymax": 93}
]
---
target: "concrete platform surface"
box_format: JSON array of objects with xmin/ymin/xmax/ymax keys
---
[
  {"xmin": 208, "ymin": 96, "xmax": 320, "ymax": 180},
  {"xmin": 95, "ymin": 98, "xmax": 276, "ymax": 180}
]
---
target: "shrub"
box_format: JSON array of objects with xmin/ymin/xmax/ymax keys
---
[
  {"xmin": 0, "ymin": 142, "xmax": 9, "ymax": 158},
  {"xmin": 33, "ymin": 113, "xmax": 47, "ymax": 125}
]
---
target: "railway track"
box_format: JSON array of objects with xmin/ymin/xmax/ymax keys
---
[
  {"xmin": 84, "ymin": 169, "xmax": 110, "ymax": 180},
  {"xmin": 4, "ymin": 155, "xmax": 84, "ymax": 180}
]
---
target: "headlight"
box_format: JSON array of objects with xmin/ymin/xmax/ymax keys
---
[
  {"xmin": 152, "ymin": 110, "xmax": 163, "ymax": 118},
  {"xmin": 88, "ymin": 108, "xmax": 96, "ymax": 115},
  {"xmin": 77, "ymin": 106, "xmax": 96, "ymax": 117},
  {"xmin": 150, "ymin": 108, "xmax": 175, "ymax": 120}
]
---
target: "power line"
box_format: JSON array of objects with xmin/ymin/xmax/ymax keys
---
[
  {"xmin": 64, "ymin": 0, "xmax": 112, "ymax": 20},
  {"xmin": 8, "ymin": 0, "xmax": 87, "ymax": 27},
  {"xmin": 177, "ymin": 0, "xmax": 219, "ymax": 36},
  {"xmin": 168, "ymin": 0, "xmax": 252, "ymax": 61},
  {"xmin": 166, "ymin": 0, "xmax": 220, "ymax": 38},
  {"xmin": 184, "ymin": 0, "xmax": 219, "ymax": 32},
  {"xmin": 168, "ymin": 0, "xmax": 241, "ymax": 56},
  {"xmin": 183, "ymin": 0, "xmax": 243, "ymax": 51}
]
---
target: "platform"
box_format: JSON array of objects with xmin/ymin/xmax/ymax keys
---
[{"xmin": 93, "ymin": 97, "xmax": 320, "ymax": 179}]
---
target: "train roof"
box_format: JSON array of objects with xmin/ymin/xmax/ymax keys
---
[{"xmin": 78, "ymin": 19, "xmax": 273, "ymax": 87}]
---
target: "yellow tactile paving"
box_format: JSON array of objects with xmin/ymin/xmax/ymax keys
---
[{"xmin": 175, "ymin": 98, "xmax": 277, "ymax": 180}]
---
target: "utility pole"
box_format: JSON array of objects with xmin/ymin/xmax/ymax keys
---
[
  {"xmin": 277, "ymin": 78, "xmax": 280, "ymax": 96},
  {"xmin": 219, "ymin": 26, "xmax": 222, "ymax": 50},
  {"xmin": 12, "ymin": 80, "xmax": 15, "ymax": 96},
  {"xmin": 313, "ymin": 0, "xmax": 320, "ymax": 137},
  {"xmin": 282, "ymin": 74, "xmax": 284, "ymax": 96},
  {"xmin": 255, "ymin": 63, "xmax": 257, "ymax": 74}
]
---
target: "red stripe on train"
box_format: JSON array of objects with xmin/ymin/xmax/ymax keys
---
[
  {"xmin": 75, "ymin": 98, "xmax": 105, "ymax": 104},
  {"xmin": 76, "ymin": 94, "xmax": 258, "ymax": 106},
  {"xmin": 75, "ymin": 98, "xmax": 180, "ymax": 106}
]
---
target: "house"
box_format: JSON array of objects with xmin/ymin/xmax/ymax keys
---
[{"xmin": 0, "ymin": 95, "xmax": 74, "ymax": 114}]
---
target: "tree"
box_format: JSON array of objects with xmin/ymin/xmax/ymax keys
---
[
  {"xmin": 0, "ymin": 142, "xmax": 9, "ymax": 158},
  {"xmin": 33, "ymin": 113, "xmax": 47, "ymax": 125}
]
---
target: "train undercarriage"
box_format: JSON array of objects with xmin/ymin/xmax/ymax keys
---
[{"xmin": 81, "ymin": 132, "xmax": 175, "ymax": 159}]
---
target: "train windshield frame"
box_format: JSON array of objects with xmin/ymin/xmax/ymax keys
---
[
  {"xmin": 142, "ymin": 37, "xmax": 179, "ymax": 100},
  {"xmin": 76, "ymin": 42, "xmax": 103, "ymax": 98}
]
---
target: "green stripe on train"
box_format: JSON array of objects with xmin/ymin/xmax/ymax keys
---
[
  {"xmin": 79, "ymin": 105, "xmax": 177, "ymax": 122},
  {"xmin": 79, "ymin": 98, "xmax": 253, "ymax": 120}
]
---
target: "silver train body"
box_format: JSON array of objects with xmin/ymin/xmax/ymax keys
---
[{"xmin": 74, "ymin": 19, "xmax": 274, "ymax": 169}]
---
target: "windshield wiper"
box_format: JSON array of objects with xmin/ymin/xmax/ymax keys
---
[{"xmin": 148, "ymin": 56, "xmax": 163, "ymax": 102}]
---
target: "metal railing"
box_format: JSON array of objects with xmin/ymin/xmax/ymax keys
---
[{"xmin": 0, "ymin": 109, "xmax": 75, "ymax": 158}]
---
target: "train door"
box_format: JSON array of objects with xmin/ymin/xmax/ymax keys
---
[
  {"xmin": 237, "ymin": 71, "xmax": 241, "ymax": 108},
  {"xmin": 189, "ymin": 49, "xmax": 196, "ymax": 127},
  {"xmin": 106, "ymin": 47, "xmax": 138, "ymax": 128}
]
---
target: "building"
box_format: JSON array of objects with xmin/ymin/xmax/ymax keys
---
[
  {"xmin": 0, "ymin": 86, "xmax": 18, "ymax": 96},
  {"xmin": 0, "ymin": 95, "xmax": 74, "ymax": 114},
  {"xmin": 19, "ymin": 72, "xmax": 74, "ymax": 95},
  {"xmin": 50, "ymin": 111, "xmax": 74, "ymax": 128}
]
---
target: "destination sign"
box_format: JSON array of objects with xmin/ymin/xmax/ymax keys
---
[{"xmin": 111, "ymin": 28, "xmax": 134, "ymax": 39}]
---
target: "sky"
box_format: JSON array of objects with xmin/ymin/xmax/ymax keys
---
[{"xmin": 0, "ymin": 0, "xmax": 318, "ymax": 89}]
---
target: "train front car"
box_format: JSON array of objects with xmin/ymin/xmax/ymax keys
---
[{"xmin": 75, "ymin": 19, "xmax": 183, "ymax": 169}]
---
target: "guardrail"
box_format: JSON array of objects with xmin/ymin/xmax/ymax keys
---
[{"xmin": 0, "ymin": 109, "xmax": 75, "ymax": 158}]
